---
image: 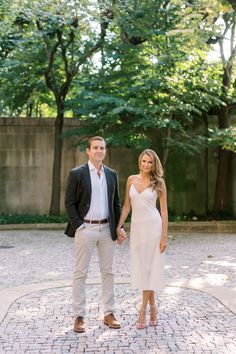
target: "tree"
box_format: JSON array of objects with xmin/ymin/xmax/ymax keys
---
[
  {"xmin": 206, "ymin": 2, "xmax": 236, "ymax": 215},
  {"xmin": 1, "ymin": 0, "xmax": 236, "ymax": 217},
  {"xmin": 0, "ymin": 0, "xmax": 51, "ymax": 116},
  {"xmin": 67, "ymin": 0, "xmax": 236, "ymax": 217},
  {"xmin": 15, "ymin": 0, "xmax": 115, "ymax": 214},
  {"xmin": 66, "ymin": 1, "xmax": 222, "ymax": 157}
]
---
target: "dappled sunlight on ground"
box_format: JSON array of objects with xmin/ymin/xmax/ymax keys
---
[{"xmin": 0, "ymin": 231, "xmax": 236, "ymax": 353}]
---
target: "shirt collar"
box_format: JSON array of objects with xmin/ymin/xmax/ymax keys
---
[{"xmin": 88, "ymin": 160, "xmax": 104, "ymax": 173}]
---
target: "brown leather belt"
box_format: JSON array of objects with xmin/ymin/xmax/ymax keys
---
[{"xmin": 83, "ymin": 218, "xmax": 108, "ymax": 224}]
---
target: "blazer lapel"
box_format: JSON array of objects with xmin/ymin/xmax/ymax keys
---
[
  {"xmin": 104, "ymin": 166, "xmax": 112, "ymax": 200},
  {"xmin": 83, "ymin": 162, "xmax": 92, "ymax": 196}
]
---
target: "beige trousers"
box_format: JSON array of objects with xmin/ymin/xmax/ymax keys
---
[{"xmin": 72, "ymin": 222, "xmax": 115, "ymax": 317}]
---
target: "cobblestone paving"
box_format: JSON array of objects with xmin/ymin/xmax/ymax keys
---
[
  {"xmin": 0, "ymin": 231, "xmax": 236, "ymax": 289},
  {"xmin": 0, "ymin": 230, "xmax": 236, "ymax": 353},
  {"xmin": 0, "ymin": 285, "xmax": 235, "ymax": 354}
]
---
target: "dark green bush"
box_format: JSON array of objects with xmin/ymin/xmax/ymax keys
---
[
  {"xmin": 0, "ymin": 214, "xmax": 68, "ymax": 224},
  {"xmin": 168, "ymin": 210, "xmax": 235, "ymax": 221},
  {"xmin": 0, "ymin": 211, "xmax": 234, "ymax": 224}
]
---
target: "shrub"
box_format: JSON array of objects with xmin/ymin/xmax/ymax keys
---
[{"xmin": 0, "ymin": 214, "xmax": 68, "ymax": 224}]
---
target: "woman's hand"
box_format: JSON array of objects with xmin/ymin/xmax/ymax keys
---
[{"xmin": 160, "ymin": 238, "xmax": 167, "ymax": 253}]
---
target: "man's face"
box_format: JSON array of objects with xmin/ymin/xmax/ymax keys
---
[{"xmin": 86, "ymin": 140, "xmax": 106, "ymax": 165}]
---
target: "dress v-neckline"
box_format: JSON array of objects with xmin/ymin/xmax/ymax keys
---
[{"xmin": 131, "ymin": 183, "xmax": 149, "ymax": 195}]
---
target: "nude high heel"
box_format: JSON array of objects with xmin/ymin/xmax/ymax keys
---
[
  {"xmin": 149, "ymin": 305, "xmax": 158, "ymax": 326},
  {"xmin": 136, "ymin": 307, "xmax": 146, "ymax": 329}
]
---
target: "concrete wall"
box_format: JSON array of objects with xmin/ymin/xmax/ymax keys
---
[
  {"xmin": 0, "ymin": 117, "xmax": 235, "ymax": 216},
  {"xmin": 0, "ymin": 118, "xmax": 79, "ymax": 214}
]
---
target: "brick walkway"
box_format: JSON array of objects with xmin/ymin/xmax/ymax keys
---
[{"xmin": 0, "ymin": 231, "xmax": 236, "ymax": 353}]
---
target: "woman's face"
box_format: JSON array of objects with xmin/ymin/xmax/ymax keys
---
[{"xmin": 140, "ymin": 154, "xmax": 153, "ymax": 174}]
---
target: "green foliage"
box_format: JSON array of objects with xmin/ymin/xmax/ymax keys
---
[
  {"xmin": 168, "ymin": 209, "xmax": 235, "ymax": 221},
  {"xmin": 0, "ymin": 211, "xmax": 233, "ymax": 224},
  {"xmin": 64, "ymin": 0, "xmax": 236, "ymax": 164},
  {"xmin": 0, "ymin": 0, "xmax": 108, "ymax": 116},
  {"xmin": 67, "ymin": 45, "xmax": 223, "ymax": 154},
  {"xmin": 0, "ymin": 0, "xmax": 50, "ymax": 115},
  {"xmin": 0, "ymin": 0, "xmax": 236, "ymax": 217},
  {"xmin": 0, "ymin": 1, "xmax": 20, "ymax": 59},
  {"xmin": 0, "ymin": 49, "xmax": 50, "ymax": 116},
  {"xmin": 208, "ymin": 126, "xmax": 236, "ymax": 152}
]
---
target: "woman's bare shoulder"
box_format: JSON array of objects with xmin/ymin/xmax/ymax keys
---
[
  {"xmin": 159, "ymin": 178, "xmax": 167, "ymax": 190},
  {"xmin": 127, "ymin": 174, "xmax": 139, "ymax": 185},
  {"xmin": 127, "ymin": 174, "xmax": 139, "ymax": 181}
]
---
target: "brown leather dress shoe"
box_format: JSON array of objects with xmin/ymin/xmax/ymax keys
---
[
  {"xmin": 74, "ymin": 316, "xmax": 85, "ymax": 333},
  {"xmin": 104, "ymin": 313, "xmax": 121, "ymax": 329}
]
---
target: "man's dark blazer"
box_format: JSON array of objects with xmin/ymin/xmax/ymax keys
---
[{"xmin": 64, "ymin": 162, "xmax": 121, "ymax": 240}]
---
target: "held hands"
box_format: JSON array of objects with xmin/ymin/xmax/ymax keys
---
[
  {"xmin": 160, "ymin": 237, "xmax": 168, "ymax": 253},
  {"xmin": 116, "ymin": 228, "xmax": 126, "ymax": 244}
]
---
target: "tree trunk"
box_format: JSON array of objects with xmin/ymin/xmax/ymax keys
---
[
  {"xmin": 213, "ymin": 107, "xmax": 232, "ymax": 215},
  {"xmin": 49, "ymin": 101, "xmax": 64, "ymax": 215},
  {"xmin": 161, "ymin": 127, "xmax": 171, "ymax": 169},
  {"xmin": 148, "ymin": 128, "xmax": 170, "ymax": 168},
  {"xmin": 204, "ymin": 115, "xmax": 209, "ymax": 215},
  {"xmin": 213, "ymin": 147, "xmax": 232, "ymax": 215}
]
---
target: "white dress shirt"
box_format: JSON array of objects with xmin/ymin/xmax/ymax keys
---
[{"xmin": 84, "ymin": 160, "xmax": 109, "ymax": 220}]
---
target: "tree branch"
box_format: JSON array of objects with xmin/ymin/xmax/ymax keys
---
[
  {"xmin": 227, "ymin": 0, "xmax": 236, "ymax": 11},
  {"xmin": 74, "ymin": 9, "xmax": 110, "ymax": 72},
  {"xmin": 227, "ymin": 101, "xmax": 236, "ymax": 110},
  {"xmin": 36, "ymin": 19, "xmax": 60, "ymax": 95}
]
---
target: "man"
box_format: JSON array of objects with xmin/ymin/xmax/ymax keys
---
[{"xmin": 64, "ymin": 136, "xmax": 125, "ymax": 333}]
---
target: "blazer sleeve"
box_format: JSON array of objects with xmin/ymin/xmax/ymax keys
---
[
  {"xmin": 64, "ymin": 169, "xmax": 84, "ymax": 230},
  {"xmin": 113, "ymin": 171, "xmax": 121, "ymax": 225}
]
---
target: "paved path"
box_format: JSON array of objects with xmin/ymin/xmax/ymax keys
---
[{"xmin": 0, "ymin": 230, "xmax": 236, "ymax": 353}]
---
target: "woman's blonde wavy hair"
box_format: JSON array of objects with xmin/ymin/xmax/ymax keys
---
[{"xmin": 138, "ymin": 149, "xmax": 164, "ymax": 193}]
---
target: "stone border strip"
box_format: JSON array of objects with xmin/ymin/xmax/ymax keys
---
[
  {"xmin": 0, "ymin": 221, "xmax": 236, "ymax": 233},
  {"xmin": 0, "ymin": 277, "xmax": 235, "ymax": 325}
]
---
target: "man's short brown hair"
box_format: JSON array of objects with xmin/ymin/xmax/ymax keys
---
[{"xmin": 87, "ymin": 136, "xmax": 106, "ymax": 149}]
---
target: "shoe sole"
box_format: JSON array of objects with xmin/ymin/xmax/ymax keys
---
[
  {"xmin": 149, "ymin": 321, "xmax": 157, "ymax": 326},
  {"xmin": 74, "ymin": 328, "xmax": 85, "ymax": 333},
  {"xmin": 136, "ymin": 323, "xmax": 146, "ymax": 329},
  {"xmin": 104, "ymin": 321, "xmax": 120, "ymax": 329}
]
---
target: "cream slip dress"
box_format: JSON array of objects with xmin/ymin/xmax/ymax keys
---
[{"xmin": 129, "ymin": 184, "xmax": 165, "ymax": 291}]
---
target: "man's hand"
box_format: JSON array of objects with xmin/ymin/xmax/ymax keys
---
[{"xmin": 116, "ymin": 228, "xmax": 126, "ymax": 244}]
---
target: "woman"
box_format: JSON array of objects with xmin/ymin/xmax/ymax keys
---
[{"xmin": 116, "ymin": 149, "xmax": 168, "ymax": 329}]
